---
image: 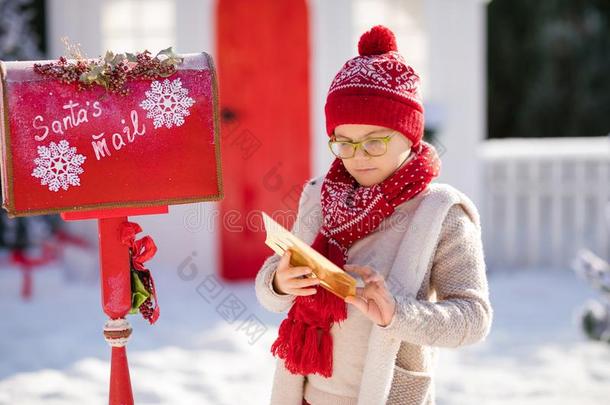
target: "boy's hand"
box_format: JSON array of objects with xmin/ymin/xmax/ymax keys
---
[
  {"xmin": 344, "ymin": 264, "xmax": 397, "ymax": 327},
  {"xmin": 272, "ymin": 250, "xmax": 321, "ymax": 296}
]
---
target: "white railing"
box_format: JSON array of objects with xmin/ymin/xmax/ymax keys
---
[{"xmin": 479, "ymin": 137, "xmax": 609, "ymax": 271}]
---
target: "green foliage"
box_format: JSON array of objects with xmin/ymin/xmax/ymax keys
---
[{"xmin": 488, "ymin": 0, "xmax": 610, "ymax": 138}]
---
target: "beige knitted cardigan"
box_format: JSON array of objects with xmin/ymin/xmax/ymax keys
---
[{"xmin": 255, "ymin": 178, "xmax": 493, "ymax": 405}]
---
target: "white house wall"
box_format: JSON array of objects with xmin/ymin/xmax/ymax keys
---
[
  {"xmin": 310, "ymin": 0, "xmax": 354, "ymax": 177},
  {"xmin": 424, "ymin": 0, "xmax": 487, "ymax": 207},
  {"xmin": 44, "ymin": 0, "xmax": 489, "ymax": 273},
  {"xmin": 46, "ymin": 0, "xmax": 102, "ymax": 58}
]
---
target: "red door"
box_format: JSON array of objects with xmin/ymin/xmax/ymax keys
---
[{"xmin": 216, "ymin": 0, "xmax": 311, "ymax": 280}]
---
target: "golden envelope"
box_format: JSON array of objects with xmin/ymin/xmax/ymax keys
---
[{"xmin": 261, "ymin": 212, "xmax": 357, "ymax": 300}]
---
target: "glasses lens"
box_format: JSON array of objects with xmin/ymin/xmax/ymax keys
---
[
  {"xmin": 362, "ymin": 139, "xmax": 387, "ymax": 156},
  {"xmin": 330, "ymin": 142, "xmax": 354, "ymax": 158}
]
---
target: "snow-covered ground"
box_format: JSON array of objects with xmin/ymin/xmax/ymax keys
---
[{"xmin": 1, "ymin": 259, "xmax": 609, "ymax": 405}]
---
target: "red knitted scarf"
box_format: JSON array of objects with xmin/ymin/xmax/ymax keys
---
[{"xmin": 270, "ymin": 140, "xmax": 441, "ymax": 377}]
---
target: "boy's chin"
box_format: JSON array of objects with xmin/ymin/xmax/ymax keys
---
[{"xmin": 350, "ymin": 171, "xmax": 384, "ymax": 187}]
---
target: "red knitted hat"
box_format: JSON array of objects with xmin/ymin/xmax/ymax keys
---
[{"xmin": 325, "ymin": 25, "xmax": 424, "ymax": 146}]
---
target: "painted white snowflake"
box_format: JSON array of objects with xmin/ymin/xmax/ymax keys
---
[
  {"xmin": 31, "ymin": 140, "xmax": 86, "ymax": 192},
  {"xmin": 139, "ymin": 78, "xmax": 195, "ymax": 129}
]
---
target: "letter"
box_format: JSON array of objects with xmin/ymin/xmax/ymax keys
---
[
  {"xmin": 91, "ymin": 133, "xmax": 111, "ymax": 160},
  {"xmin": 130, "ymin": 110, "xmax": 145, "ymax": 137},
  {"xmin": 224, "ymin": 209, "xmax": 244, "ymax": 232},
  {"xmin": 62, "ymin": 100, "xmax": 79, "ymax": 129},
  {"xmin": 62, "ymin": 115, "xmax": 73, "ymax": 130},
  {"xmin": 92, "ymin": 101, "xmax": 102, "ymax": 117},
  {"xmin": 33, "ymin": 115, "xmax": 49, "ymax": 141},
  {"xmin": 51, "ymin": 120, "xmax": 64, "ymax": 135},
  {"xmin": 76, "ymin": 107, "xmax": 88, "ymax": 126},
  {"xmin": 122, "ymin": 119, "xmax": 134, "ymax": 143},
  {"xmin": 177, "ymin": 252, "xmax": 198, "ymax": 281},
  {"xmin": 112, "ymin": 132, "xmax": 126, "ymax": 150},
  {"xmin": 262, "ymin": 162, "xmax": 283, "ymax": 192}
]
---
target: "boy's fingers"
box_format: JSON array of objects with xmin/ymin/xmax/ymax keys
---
[
  {"xmin": 345, "ymin": 294, "xmax": 369, "ymax": 312},
  {"xmin": 293, "ymin": 287, "xmax": 317, "ymax": 296},
  {"xmin": 367, "ymin": 285, "xmax": 389, "ymax": 303},
  {"xmin": 344, "ymin": 264, "xmax": 375, "ymax": 279},
  {"xmin": 288, "ymin": 266, "xmax": 313, "ymax": 278},
  {"xmin": 365, "ymin": 273, "xmax": 384, "ymax": 284},
  {"xmin": 291, "ymin": 277, "xmax": 321, "ymax": 289},
  {"xmin": 279, "ymin": 250, "xmax": 292, "ymax": 269}
]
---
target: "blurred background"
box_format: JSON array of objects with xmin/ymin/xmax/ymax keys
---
[{"xmin": 0, "ymin": 0, "xmax": 609, "ymax": 404}]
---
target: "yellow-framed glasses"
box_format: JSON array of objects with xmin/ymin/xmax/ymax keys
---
[{"xmin": 328, "ymin": 132, "xmax": 396, "ymax": 159}]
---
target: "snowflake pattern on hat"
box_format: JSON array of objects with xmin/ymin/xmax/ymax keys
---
[{"xmin": 328, "ymin": 51, "xmax": 422, "ymax": 106}]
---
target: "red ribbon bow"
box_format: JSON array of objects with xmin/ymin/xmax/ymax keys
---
[{"xmin": 120, "ymin": 221, "xmax": 160, "ymax": 324}]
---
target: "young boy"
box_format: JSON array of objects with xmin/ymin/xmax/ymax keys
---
[{"xmin": 255, "ymin": 25, "xmax": 493, "ymax": 405}]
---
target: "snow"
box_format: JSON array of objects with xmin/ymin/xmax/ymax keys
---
[
  {"xmin": 438, "ymin": 269, "xmax": 610, "ymax": 405},
  {"xmin": 1, "ymin": 262, "xmax": 609, "ymax": 405}
]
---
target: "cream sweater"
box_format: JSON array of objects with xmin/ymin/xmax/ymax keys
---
[{"xmin": 255, "ymin": 177, "xmax": 493, "ymax": 405}]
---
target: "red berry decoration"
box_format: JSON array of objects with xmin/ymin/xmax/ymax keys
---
[{"xmin": 33, "ymin": 47, "xmax": 182, "ymax": 96}]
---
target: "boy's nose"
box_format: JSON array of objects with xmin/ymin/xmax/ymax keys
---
[{"xmin": 354, "ymin": 146, "xmax": 369, "ymax": 159}]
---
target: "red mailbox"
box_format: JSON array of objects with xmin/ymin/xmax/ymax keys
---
[
  {"xmin": 0, "ymin": 51, "xmax": 223, "ymax": 405},
  {"xmin": 1, "ymin": 53, "xmax": 222, "ymax": 217}
]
